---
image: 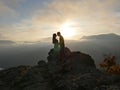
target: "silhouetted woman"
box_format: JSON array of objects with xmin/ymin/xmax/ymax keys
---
[{"xmin": 52, "ymin": 33, "xmax": 60, "ymax": 52}]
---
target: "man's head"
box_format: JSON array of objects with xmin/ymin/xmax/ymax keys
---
[{"xmin": 57, "ymin": 32, "xmax": 61, "ymax": 36}]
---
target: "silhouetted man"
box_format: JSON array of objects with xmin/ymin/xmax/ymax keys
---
[{"xmin": 57, "ymin": 32, "xmax": 65, "ymax": 60}]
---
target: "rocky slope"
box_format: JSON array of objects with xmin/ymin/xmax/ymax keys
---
[{"xmin": 0, "ymin": 47, "xmax": 120, "ymax": 90}]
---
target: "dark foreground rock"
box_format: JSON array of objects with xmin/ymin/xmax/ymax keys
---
[{"xmin": 0, "ymin": 47, "xmax": 120, "ymax": 90}]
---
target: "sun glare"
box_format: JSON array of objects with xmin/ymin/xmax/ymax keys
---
[{"xmin": 60, "ymin": 22, "xmax": 76, "ymax": 39}]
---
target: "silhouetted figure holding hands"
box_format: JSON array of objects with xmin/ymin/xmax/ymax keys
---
[
  {"xmin": 57, "ymin": 32, "xmax": 65, "ymax": 60},
  {"xmin": 52, "ymin": 33, "xmax": 60, "ymax": 52}
]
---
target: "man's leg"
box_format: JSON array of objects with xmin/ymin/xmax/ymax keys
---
[{"xmin": 60, "ymin": 46, "xmax": 65, "ymax": 60}]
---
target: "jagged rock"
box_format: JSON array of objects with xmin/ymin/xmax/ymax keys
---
[
  {"xmin": 0, "ymin": 65, "xmax": 31, "ymax": 90},
  {"xmin": 13, "ymin": 62, "xmax": 51, "ymax": 90},
  {"xmin": 37, "ymin": 60, "xmax": 47, "ymax": 67}
]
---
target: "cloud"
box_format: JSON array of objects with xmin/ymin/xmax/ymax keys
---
[
  {"xmin": 0, "ymin": 0, "xmax": 27, "ymax": 18},
  {"xmin": 0, "ymin": 22, "xmax": 54, "ymax": 41},
  {"xmin": 0, "ymin": 33, "xmax": 3, "ymax": 38},
  {"xmin": 1, "ymin": 0, "xmax": 27, "ymax": 7},
  {"xmin": 0, "ymin": 0, "xmax": 120, "ymax": 41},
  {"xmin": 0, "ymin": 1, "xmax": 16, "ymax": 17},
  {"xmin": 32, "ymin": 0, "xmax": 120, "ymax": 22},
  {"xmin": 31, "ymin": 0, "xmax": 120, "ymax": 31}
]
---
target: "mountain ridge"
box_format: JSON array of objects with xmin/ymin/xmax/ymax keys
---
[{"xmin": 81, "ymin": 33, "xmax": 120, "ymax": 40}]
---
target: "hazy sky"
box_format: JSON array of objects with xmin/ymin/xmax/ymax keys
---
[{"xmin": 0, "ymin": 0, "xmax": 120, "ymax": 42}]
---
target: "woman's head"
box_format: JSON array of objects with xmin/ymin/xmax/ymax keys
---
[
  {"xmin": 53, "ymin": 33, "xmax": 57, "ymax": 38},
  {"xmin": 52, "ymin": 33, "xmax": 57, "ymax": 44}
]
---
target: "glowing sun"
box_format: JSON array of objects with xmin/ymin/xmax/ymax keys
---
[{"xmin": 60, "ymin": 22, "xmax": 76, "ymax": 39}]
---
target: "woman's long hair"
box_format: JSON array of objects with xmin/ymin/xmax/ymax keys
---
[{"xmin": 52, "ymin": 33, "xmax": 57, "ymax": 44}]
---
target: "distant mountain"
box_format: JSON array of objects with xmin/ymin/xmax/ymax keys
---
[
  {"xmin": 81, "ymin": 33, "xmax": 120, "ymax": 40},
  {"xmin": 0, "ymin": 40, "xmax": 15, "ymax": 45}
]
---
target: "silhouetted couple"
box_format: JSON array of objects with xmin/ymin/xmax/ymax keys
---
[{"xmin": 52, "ymin": 32, "xmax": 65, "ymax": 60}]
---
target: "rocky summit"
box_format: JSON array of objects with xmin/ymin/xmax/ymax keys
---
[{"xmin": 0, "ymin": 47, "xmax": 120, "ymax": 90}]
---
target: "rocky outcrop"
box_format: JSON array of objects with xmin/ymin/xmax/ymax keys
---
[
  {"xmin": 47, "ymin": 47, "xmax": 96, "ymax": 74},
  {"xmin": 0, "ymin": 47, "xmax": 120, "ymax": 90}
]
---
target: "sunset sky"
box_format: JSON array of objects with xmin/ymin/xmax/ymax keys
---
[{"xmin": 0, "ymin": 0, "xmax": 120, "ymax": 42}]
